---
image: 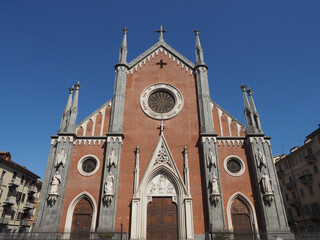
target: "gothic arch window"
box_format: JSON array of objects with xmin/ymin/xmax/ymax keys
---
[{"xmin": 64, "ymin": 192, "xmax": 97, "ymax": 235}]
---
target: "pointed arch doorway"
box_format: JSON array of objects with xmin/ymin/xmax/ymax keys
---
[
  {"xmin": 70, "ymin": 197, "xmax": 93, "ymax": 240},
  {"xmin": 147, "ymin": 197, "xmax": 178, "ymax": 240}
]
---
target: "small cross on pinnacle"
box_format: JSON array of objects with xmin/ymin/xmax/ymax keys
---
[
  {"xmin": 122, "ymin": 27, "xmax": 128, "ymax": 34},
  {"xmin": 194, "ymin": 29, "xmax": 200, "ymax": 36},
  {"xmin": 154, "ymin": 25, "xmax": 167, "ymax": 42},
  {"xmin": 158, "ymin": 121, "xmax": 166, "ymax": 135}
]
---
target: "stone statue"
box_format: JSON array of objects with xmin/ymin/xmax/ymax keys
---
[
  {"xmin": 54, "ymin": 148, "xmax": 67, "ymax": 167},
  {"xmin": 107, "ymin": 148, "xmax": 117, "ymax": 168},
  {"xmin": 167, "ymin": 183, "xmax": 174, "ymax": 194},
  {"xmin": 261, "ymin": 171, "xmax": 273, "ymax": 194},
  {"xmin": 256, "ymin": 148, "xmax": 267, "ymax": 168},
  {"xmin": 105, "ymin": 173, "xmax": 115, "ymax": 195},
  {"xmin": 207, "ymin": 148, "xmax": 217, "ymax": 168},
  {"xmin": 49, "ymin": 171, "xmax": 61, "ymax": 195},
  {"xmin": 209, "ymin": 172, "xmax": 219, "ymax": 194},
  {"xmin": 149, "ymin": 183, "xmax": 157, "ymax": 193},
  {"xmin": 158, "ymin": 175, "xmax": 166, "ymax": 194}
]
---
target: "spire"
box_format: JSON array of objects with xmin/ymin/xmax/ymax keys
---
[
  {"xmin": 117, "ymin": 28, "xmax": 128, "ymax": 65},
  {"xmin": 241, "ymin": 84, "xmax": 263, "ymax": 134},
  {"xmin": 58, "ymin": 86, "xmax": 74, "ymax": 133},
  {"xmin": 154, "ymin": 25, "xmax": 167, "ymax": 42},
  {"xmin": 67, "ymin": 82, "xmax": 81, "ymax": 132},
  {"xmin": 194, "ymin": 29, "xmax": 205, "ymax": 66}
]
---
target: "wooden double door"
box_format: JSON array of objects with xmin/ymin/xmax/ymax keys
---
[
  {"xmin": 71, "ymin": 198, "xmax": 93, "ymax": 240},
  {"xmin": 147, "ymin": 197, "xmax": 178, "ymax": 240}
]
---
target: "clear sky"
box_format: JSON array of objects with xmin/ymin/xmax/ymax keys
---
[{"xmin": 1, "ymin": 0, "xmax": 319, "ymax": 178}]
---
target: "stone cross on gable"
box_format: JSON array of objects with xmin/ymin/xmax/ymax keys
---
[
  {"xmin": 154, "ymin": 25, "xmax": 167, "ymax": 42},
  {"xmin": 158, "ymin": 121, "xmax": 166, "ymax": 135}
]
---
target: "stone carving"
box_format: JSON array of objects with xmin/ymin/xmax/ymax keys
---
[
  {"xmin": 54, "ymin": 148, "xmax": 67, "ymax": 167},
  {"xmin": 206, "ymin": 148, "xmax": 216, "ymax": 168},
  {"xmin": 107, "ymin": 148, "xmax": 117, "ymax": 168},
  {"xmin": 47, "ymin": 171, "xmax": 61, "ymax": 203},
  {"xmin": 154, "ymin": 144, "xmax": 171, "ymax": 167},
  {"xmin": 261, "ymin": 171, "xmax": 274, "ymax": 206},
  {"xmin": 148, "ymin": 174, "xmax": 176, "ymax": 195},
  {"xmin": 209, "ymin": 172, "xmax": 220, "ymax": 206},
  {"xmin": 104, "ymin": 172, "xmax": 114, "ymax": 206},
  {"xmin": 256, "ymin": 148, "xmax": 267, "ymax": 168}
]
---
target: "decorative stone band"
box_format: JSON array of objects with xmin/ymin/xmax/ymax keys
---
[
  {"xmin": 247, "ymin": 137, "xmax": 271, "ymax": 145},
  {"xmin": 107, "ymin": 136, "xmax": 123, "ymax": 144},
  {"xmin": 73, "ymin": 139, "xmax": 106, "ymax": 146},
  {"xmin": 128, "ymin": 47, "xmax": 194, "ymax": 76},
  {"xmin": 195, "ymin": 66, "xmax": 208, "ymax": 73},
  {"xmin": 201, "ymin": 136, "xmax": 217, "ymax": 143},
  {"xmin": 217, "ymin": 139, "xmax": 244, "ymax": 147},
  {"xmin": 50, "ymin": 136, "xmax": 74, "ymax": 145}
]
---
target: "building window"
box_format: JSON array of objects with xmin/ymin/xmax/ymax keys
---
[
  {"xmin": 296, "ymin": 173, "xmax": 300, "ymax": 181},
  {"xmin": 300, "ymin": 189, "xmax": 305, "ymax": 198},
  {"xmin": 318, "ymin": 183, "xmax": 320, "ymax": 190},
  {"xmin": 296, "ymin": 207, "xmax": 301, "ymax": 216},
  {"xmin": 21, "ymin": 193, "xmax": 26, "ymax": 202},
  {"xmin": 308, "ymin": 186, "xmax": 314, "ymax": 195},
  {"xmin": 291, "ymin": 157, "xmax": 297, "ymax": 166},
  {"xmin": 10, "ymin": 211, "xmax": 15, "ymax": 220},
  {"xmin": 314, "ymin": 165, "xmax": 318, "ymax": 174},
  {"xmin": 285, "ymin": 194, "xmax": 289, "ymax": 201},
  {"xmin": 223, "ymin": 156, "xmax": 246, "ymax": 177},
  {"xmin": 292, "ymin": 191, "xmax": 297, "ymax": 199},
  {"xmin": 1, "ymin": 171, "xmax": 6, "ymax": 179},
  {"xmin": 311, "ymin": 203, "xmax": 320, "ymax": 214},
  {"xmin": 299, "ymin": 153, "xmax": 304, "ymax": 162},
  {"xmin": 77, "ymin": 155, "xmax": 100, "ymax": 177},
  {"xmin": 285, "ymin": 161, "xmax": 289, "ymax": 169},
  {"xmin": 21, "ymin": 176, "xmax": 25, "ymax": 184},
  {"xmin": 304, "ymin": 205, "xmax": 311, "ymax": 215}
]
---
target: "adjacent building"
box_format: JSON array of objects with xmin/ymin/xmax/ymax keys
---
[
  {"xmin": 275, "ymin": 125, "xmax": 320, "ymax": 233},
  {"xmin": 0, "ymin": 152, "xmax": 41, "ymax": 233}
]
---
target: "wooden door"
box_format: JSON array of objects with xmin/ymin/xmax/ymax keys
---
[
  {"xmin": 231, "ymin": 198, "xmax": 253, "ymax": 240},
  {"xmin": 71, "ymin": 198, "xmax": 93, "ymax": 240},
  {"xmin": 147, "ymin": 197, "xmax": 178, "ymax": 240}
]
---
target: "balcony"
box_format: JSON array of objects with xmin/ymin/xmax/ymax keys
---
[
  {"xmin": 299, "ymin": 174, "xmax": 313, "ymax": 185},
  {"xmin": 28, "ymin": 185, "xmax": 37, "ymax": 193},
  {"xmin": 8, "ymin": 178, "xmax": 20, "ymax": 187},
  {"xmin": 0, "ymin": 217, "xmax": 10, "ymax": 225},
  {"xmin": 277, "ymin": 170, "xmax": 285, "ymax": 178},
  {"xmin": 286, "ymin": 181, "xmax": 297, "ymax": 190},
  {"xmin": 23, "ymin": 202, "xmax": 34, "ymax": 209},
  {"xmin": 289, "ymin": 198, "xmax": 300, "ymax": 207},
  {"xmin": 3, "ymin": 196, "xmax": 16, "ymax": 205},
  {"xmin": 306, "ymin": 154, "xmax": 317, "ymax": 164}
]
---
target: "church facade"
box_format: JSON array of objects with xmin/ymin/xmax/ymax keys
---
[{"xmin": 34, "ymin": 27, "xmax": 292, "ymax": 239}]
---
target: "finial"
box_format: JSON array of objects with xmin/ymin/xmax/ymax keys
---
[
  {"xmin": 74, "ymin": 81, "xmax": 81, "ymax": 90},
  {"xmin": 122, "ymin": 27, "xmax": 128, "ymax": 34},
  {"xmin": 136, "ymin": 145, "xmax": 140, "ymax": 153},
  {"xmin": 194, "ymin": 29, "xmax": 200, "ymax": 36},
  {"xmin": 69, "ymin": 86, "xmax": 74, "ymax": 94},
  {"xmin": 240, "ymin": 83, "xmax": 247, "ymax": 92},
  {"xmin": 194, "ymin": 29, "xmax": 205, "ymax": 66},
  {"xmin": 246, "ymin": 88, "xmax": 253, "ymax": 96},
  {"xmin": 154, "ymin": 25, "xmax": 167, "ymax": 42},
  {"xmin": 183, "ymin": 146, "xmax": 188, "ymax": 153},
  {"xmin": 158, "ymin": 121, "xmax": 166, "ymax": 135}
]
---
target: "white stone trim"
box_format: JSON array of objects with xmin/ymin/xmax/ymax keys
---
[
  {"xmin": 226, "ymin": 192, "xmax": 259, "ymax": 235},
  {"xmin": 223, "ymin": 155, "xmax": 245, "ymax": 177},
  {"xmin": 64, "ymin": 191, "xmax": 97, "ymax": 233},
  {"xmin": 140, "ymin": 83, "xmax": 184, "ymax": 120},
  {"xmin": 77, "ymin": 154, "xmax": 100, "ymax": 177}
]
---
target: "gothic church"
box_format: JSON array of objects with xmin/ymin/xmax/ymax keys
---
[{"xmin": 34, "ymin": 26, "xmax": 292, "ymax": 240}]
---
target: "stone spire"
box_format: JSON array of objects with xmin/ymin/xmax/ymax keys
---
[
  {"xmin": 117, "ymin": 28, "xmax": 128, "ymax": 66},
  {"xmin": 241, "ymin": 84, "xmax": 263, "ymax": 134},
  {"xmin": 58, "ymin": 86, "xmax": 74, "ymax": 133},
  {"xmin": 194, "ymin": 29, "xmax": 206, "ymax": 66},
  {"xmin": 66, "ymin": 82, "xmax": 81, "ymax": 133}
]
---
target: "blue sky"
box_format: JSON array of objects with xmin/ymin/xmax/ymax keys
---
[{"xmin": 1, "ymin": 1, "xmax": 319, "ymax": 178}]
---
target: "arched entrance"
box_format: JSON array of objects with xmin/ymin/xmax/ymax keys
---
[
  {"xmin": 147, "ymin": 197, "xmax": 178, "ymax": 240},
  {"xmin": 71, "ymin": 197, "xmax": 93, "ymax": 239},
  {"xmin": 231, "ymin": 198, "xmax": 253, "ymax": 240}
]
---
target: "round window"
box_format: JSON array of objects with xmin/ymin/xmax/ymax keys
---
[
  {"xmin": 224, "ymin": 156, "xmax": 245, "ymax": 177},
  {"xmin": 77, "ymin": 155, "xmax": 100, "ymax": 177},
  {"xmin": 140, "ymin": 83, "xmax": 184, "ymax": 120},
  {"xmin": 82, "ymin": 158, "xmax": 97, "ymax": 173}
]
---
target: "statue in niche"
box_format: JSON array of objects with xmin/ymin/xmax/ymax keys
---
[
  {"xmin": 158, "ymin": 175, "xmax": 166, "ymax": 194},
  {"xmin": 104, "ymin": 172, "xmax": 114, "ymax": 206},
  {"xmin": 107, "ymin": 148, "xmax": 117, "ymax": 168},
  {"xmin": 261, "ymin": 171, "xmax": 273, "ymax": 194},
  {"xmin": 54, "ymin": 147, "xmax": 67, "ymax": 167},
  {"xmin": 206, "ymin": 148, "xmax": 217, "ymax": 168},
  {"xmin": 49, "ymin": 171, "xmax": 61, "ymax": 195},
  {"xmin": 209, "ymin": 172, "xmax": 219, "ymax": 194},
  {"xmin": 105, "ymin": 173, "xmax": 115, "ymax": 195},
  {"xmin": 256, "ymin": 148, "xmax": 267, "ymax": 168}
]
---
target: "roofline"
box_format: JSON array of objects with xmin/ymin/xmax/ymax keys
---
[
  {"xmin": 306, "ymin": 124, "xmax": 320, "ymax": 139},
  {"xmin": 0, "ymin": 158, "xmax": 40, "ymax": 179},
  {"xmin": 128, "ymin": 41, "xmax": 195, "ymax": 70}
]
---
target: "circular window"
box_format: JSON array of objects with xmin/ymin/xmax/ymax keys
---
[
  {"xmin": 140, "ymin": 83, "xmax": 184, "ymax": 120},
  {"xmin": 77, "ymin": 155, "xmax": 100, "ymax": 177},
  {"xmin": 148, "ymin": 90, "xmax": 175, "ymax": 113},
  {"xmin": 224, "ymin": 156, "xmax": 245, "ymax": 177}
]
